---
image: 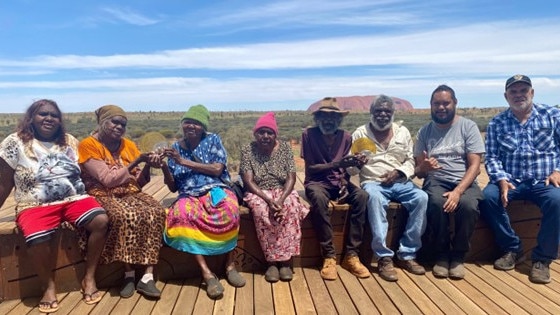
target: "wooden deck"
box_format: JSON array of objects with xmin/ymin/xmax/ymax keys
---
[
  {"xmin": 1, "ymin": 260, "xmax": 560, "ymax": 314},
  {"xmin": 1, "ymin": 174, "xmax": 559, "ymax": 314}
]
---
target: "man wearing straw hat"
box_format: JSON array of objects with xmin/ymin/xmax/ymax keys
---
[{"xmin": 301, "ymin": 97, "xmax": 370, "ymax": 280}]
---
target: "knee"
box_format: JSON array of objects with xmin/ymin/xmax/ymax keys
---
[
  {"xmin": 427, "ymin": 195, "xmax": 445, "ymax": 210},
  {"xmin": 415, "ymin": 190, "xmax": 429, "ymax": 205},
  {"xmin": 305, "ymin": 186, "xmax": 327, "ymax": 203},
  {"xmin": 356, "ymin": 189, "xmax": 369, "ymax": 203},
  {"xmin": 88, "ymin": 213, "xmax": 109, "ymax": 232},
  {"xmin": 482, "ymin": 184, "xmax": 500, "ymax": 202}
]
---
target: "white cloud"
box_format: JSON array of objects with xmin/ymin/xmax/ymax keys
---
[{"xmin": 101, "ymin": 7, "xmax": 160, "ymax": 26}]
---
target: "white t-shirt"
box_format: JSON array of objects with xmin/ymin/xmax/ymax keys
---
[{"xmin": 0, "ymin": 133, "xmax": 87, "ymax": 213}]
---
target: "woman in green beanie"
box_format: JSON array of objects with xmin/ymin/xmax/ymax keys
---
[{"xmin": 160, "ymin": 104, "xmax": 245, "ymax": 299}]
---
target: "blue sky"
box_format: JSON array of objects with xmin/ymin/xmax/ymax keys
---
[{"xmin": 1, "ymin": 0, "xmax": 559, "ymax": 113}]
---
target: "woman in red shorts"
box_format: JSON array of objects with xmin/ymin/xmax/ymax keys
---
[{"xmin": 0, "ymin": 99, "xmax": 108, "ymax": 313}]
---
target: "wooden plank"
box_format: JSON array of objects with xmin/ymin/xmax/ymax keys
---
[
  {"xmin": 302, "ymin": 267, "xmax": 337, "ymax": 315},
  {"xmin": 253, "ymin": 268, "xmax": 274, "ymax": 315},
  {"xmin": 337, "ymin": 267, "xmax": 380, "ymax": 315},
  {"xmin": 290, "ymin": 267, "xmax": 316, "ymax": 315},
  {"xmin": 88, "ymin": 287, "xmax": 122, "ymax": 315},
  {"xmin": 191, "ymin": 280, "xmax": 216, "ymax": 314},
  {"xmin": 272, "ymin": 280, "xmax": 296, "ymax": 315},
  {"xmin": 6, "ymin": 296, "xmax": 37, "ymax": 314},
  {"xmin": 53, "ymin": 291, "xmax": 82, "ymax": 315},
  {"xmin": 323, "ymin": 268, "xmax": 359, "ymax": 315},
  {"xmin": 213, "ymin": 278, "xmax": 235, "ymax": 315},
  {"xmin": 359, "ymin": 273, "xmax": 400, "ymax": 313},
  {"xmin": 234, "ymin": 271, "xmax": 254, "ymax": 315},
  {"xmin": 459, "ymin": 265, "xmax": 527, "ymax": 313},
  {"xmin": 370, "ymin": 260, "xmax": 421, "ymax": 314},
  {"xmin": 171, "ymin": 277, "xmax": 201, "ymax": 315},
  {"xmin": 394, "ymin": 268, "xmax": 444, "ymax": 315},
  {"xmin": 130, "ymin": 280, "xmax": 165, "ymax": 315},
  {"xmin": 0, "ymin": 298, "xmax": 20, "ymax": 314},
  {"xmin": 465, "ymin": 263, "xmax": 555, "ymax": 314},
  {"xmin": 151, "ymin": 279, "xmax": 183, "ymax": 314},
  {"xmin": 404, "ymin": 269, "xmax": 470, "ymax": 315},
  {"xmin": 106, "ymin": 288, "xmax": 140, "ymax": 314},
  {"xmin": 431, "ymin": 271, "xmax": 507, "ymax": 315}
]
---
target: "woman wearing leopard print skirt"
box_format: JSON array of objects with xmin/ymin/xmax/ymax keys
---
[{"xmin": 78, "ymin": 105, "xmax": 166, "ymax": 299}]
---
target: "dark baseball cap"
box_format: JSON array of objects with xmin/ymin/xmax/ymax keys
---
[{"xmin": 505, "ymin": 74, "xmax": 532, "ymax": 90}]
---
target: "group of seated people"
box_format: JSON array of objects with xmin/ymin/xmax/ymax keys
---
[{"xmin": 0, "ymin": 74, "xmax": 558, "ymax": 313}]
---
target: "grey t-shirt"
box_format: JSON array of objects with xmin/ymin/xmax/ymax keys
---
[{"xmin": 414, "ymin": 116, "xmax": 485, "ymax": 184}]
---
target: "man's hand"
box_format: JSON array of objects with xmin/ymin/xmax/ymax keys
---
[
  {"xmin": 545, "ymin": 170, "xmax": 560, "ymax": 187},
  {"xmin": 380, "ymin": 170, "xmax": 402, "ymax": 186},
  {"xmin": 442, "ymin": 190, "xmax": 461, "ymax": 213},
  {"xmin": 417, "ymin": 150, "xmax": 442, "ymax": 174},
  {"xmin": 499, "ymin": 179, "xmax": 515, "ymax": 207},
  {"xmin": 355, "ymin": 153, "xmax": 368, "ymax": 167},
  {"xmin": 338, "ymin": 155, "xmax": 360, "ymax": 168}
]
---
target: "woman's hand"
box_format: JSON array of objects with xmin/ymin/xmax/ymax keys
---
[
  {"xmin": 267, "ymin": 198, "xmax": 284, "ymax": 221},
  {"xmin": 162, "ymin": 148, "xmax": 181, "ymax": 162},
  {"xmin": 146, "ymin": 152, "xmax": 164, "ymax": 168}
]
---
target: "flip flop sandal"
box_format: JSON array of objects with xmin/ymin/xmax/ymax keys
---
[
  {"xmin": 38, "ymin": 300, "xmax": 59, "ymax": 313},
  {"xmin": 81, "ymin": 290, "xmax": 103, "ymax": 305},
  {"xmin": 204, "ymin": 275, "xmax": 224, "ymax": 299}
]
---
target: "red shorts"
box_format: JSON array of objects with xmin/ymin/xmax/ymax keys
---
[{"xmin": 16, "ymin": 196, "xmax": 105, "ymax": 245}]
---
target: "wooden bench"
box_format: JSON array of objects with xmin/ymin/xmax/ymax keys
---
[{"xmin": 0, "ymin": 174, "xmax": 543, "ymax": 301}]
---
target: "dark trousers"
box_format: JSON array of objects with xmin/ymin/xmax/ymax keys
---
[
  {"xmin": 305, "ymin": 182, "xmax": 368, "ymax": 258},
  {"xmin": 424, "ymin": 178, "xmax": 481, "ymax": 261}
]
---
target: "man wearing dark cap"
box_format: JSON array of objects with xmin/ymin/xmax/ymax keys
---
[
  {"xmin": 480, "ymin": 74, "xmax": 560, "ymax": 284},
  {"xmin": 301, "ymin": 97, "xmax": 370, "ymax": 280}
]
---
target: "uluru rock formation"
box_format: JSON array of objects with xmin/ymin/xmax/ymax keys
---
[{"xmin": 307, "ymin": 95, "xmax": 413, "ymax": 112}]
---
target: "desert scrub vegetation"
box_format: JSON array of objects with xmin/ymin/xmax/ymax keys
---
[{"xmin": 0, "ymin": 108, "xmax": 500, "ymax": 169}]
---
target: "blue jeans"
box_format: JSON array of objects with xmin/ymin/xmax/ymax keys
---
[
  {"xmin": 480, "ymin": 181, "xmax": 560, "ymax": 263},
  {"xmin": 362, "ymin": 181, "xmax": 428, "ymax": 260}
]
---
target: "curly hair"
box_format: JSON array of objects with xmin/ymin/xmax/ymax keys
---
[{"xmin": 16, "ymin": 99, "xmax": 67, "ymax": 146}]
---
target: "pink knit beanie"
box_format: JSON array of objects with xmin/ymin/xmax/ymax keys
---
[{"xmin": 253, "ymin": 112, "xmax": 278, "ymax": 135}]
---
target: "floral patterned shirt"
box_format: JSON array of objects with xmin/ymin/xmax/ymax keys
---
[
  {"xmin": 167, "ymin": 133, "xmax": 231, "ymax": 197},
  {"xmin": 239, "ymin": 141, "xmax": 296, "ymax": 190}
]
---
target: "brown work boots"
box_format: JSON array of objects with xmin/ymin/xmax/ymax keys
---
[
  {"xmin": 320, "ymin": 257, "xmax": 338, "ymax": 280},
  {"xmin": 341, "ymin": 255, "xmax": 371, "ymax": 278}
]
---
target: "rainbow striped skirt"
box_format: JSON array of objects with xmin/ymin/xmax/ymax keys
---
[{"xmin": 163, "ymin": 187, "xmax": 240, "ymax": 255}]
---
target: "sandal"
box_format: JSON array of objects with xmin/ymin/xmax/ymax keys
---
[
  {"xmin": 226, "ymin": 268, "xmax": 246, "ymax": 287},
  {"xmin": 38, "ymin": 300, "xmax": 59, "ymax": 313},
  {"xmin": 81, "ymin": 290, "xmax": 103, "ymax": 305},
  {"xmin": 204, "ymin": 275, "xmax": 224, "ymax": 299}
]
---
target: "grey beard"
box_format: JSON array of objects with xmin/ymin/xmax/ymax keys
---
[{"xmin": 370, "ymin": 116, "xmax": 393, "ymax": 131}]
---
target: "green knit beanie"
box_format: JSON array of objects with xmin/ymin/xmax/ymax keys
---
[{"xmin": 181, "ymin": 104, "xmax": 210, "ymax": 130}]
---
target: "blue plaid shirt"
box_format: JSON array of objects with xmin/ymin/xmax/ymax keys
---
[{"xmin": 485, "ymin": 103, "xmax": 560, "ymax": 184}]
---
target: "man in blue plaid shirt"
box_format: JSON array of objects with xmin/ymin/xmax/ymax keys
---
[{"xmin": 481, "ymin": 74, "xmax": 560, "ymax": 284}]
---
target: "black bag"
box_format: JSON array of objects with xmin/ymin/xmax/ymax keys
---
[{"xmin": 222, "ymin": 178, "xmax": 245, "ymax": 206}]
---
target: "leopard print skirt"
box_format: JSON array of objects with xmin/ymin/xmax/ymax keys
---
[{"xmin": 95, "ymin": 191, "xmax": 166, "ymax": 265}]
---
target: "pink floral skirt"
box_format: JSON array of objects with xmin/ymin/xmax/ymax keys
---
[{"xmin": 244, "ymin": 188, "xmax": 309, "ymax": 262}]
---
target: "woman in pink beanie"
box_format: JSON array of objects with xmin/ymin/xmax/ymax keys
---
[{"xmin": 239, "ymin": 112, "xmax": 309, "ymax": 282}]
